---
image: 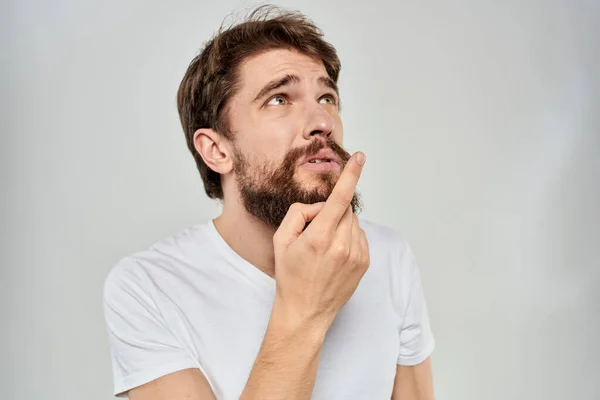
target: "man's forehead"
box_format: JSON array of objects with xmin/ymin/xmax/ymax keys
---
[{"xmin": 238, "ymin": 49, "xmax": 328, "ymax": 88}]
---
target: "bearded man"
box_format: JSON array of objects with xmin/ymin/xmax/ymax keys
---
[{"xmin": 104, "ymin": 6, "xmax": 435, "ymax": 400}]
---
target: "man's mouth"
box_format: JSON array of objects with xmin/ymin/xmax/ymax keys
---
[
  {"xmin": 298, "ymin": 148, "xmax": 341, "ymax": 166},
  {"xmin": 298, "ymin": 153, "xmax": 341, "ymax": 173}
]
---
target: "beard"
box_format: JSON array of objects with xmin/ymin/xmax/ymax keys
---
[{"xmin": 233, "ymin": 138, "xmax": 362, "ymax": 229}]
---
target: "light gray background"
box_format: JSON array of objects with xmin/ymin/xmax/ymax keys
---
[{"xmin": 2, "ymin": 0, "xmax": 599, "ymax": 399}]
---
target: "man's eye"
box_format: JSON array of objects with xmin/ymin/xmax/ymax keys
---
[
  {"xmin": 319, "ymin": 94, "xmax": 338, "ymax": 105},
  {"xmin": 266, "ymin": 95, "xmax": 288, "ymax": 106}
]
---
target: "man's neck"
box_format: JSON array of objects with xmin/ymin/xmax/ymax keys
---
[{"xmin": 212, "ymin": 197, "xmax": 278, "ymax": 279}]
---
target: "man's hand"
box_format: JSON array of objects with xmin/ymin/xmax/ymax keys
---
[{"xmin": 272, "ymin": 151, "xmax": 370, "ymax": 331}]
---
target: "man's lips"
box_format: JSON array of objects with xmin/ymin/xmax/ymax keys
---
[{"xmin": 297, "ymin": 148, "xmax": 342, "ymax": 166}]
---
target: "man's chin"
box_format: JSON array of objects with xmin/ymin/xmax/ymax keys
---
[
  {"xmin": 297, "ymin": 177, "xmax": 329, "ymax": 186},
  {"xmin": 296, "ymin": 169, "xmax": 339, "ymax": 183},
  {"xmin": 294, "ymin": 185, "xmax": 334, "ymax": 204}
]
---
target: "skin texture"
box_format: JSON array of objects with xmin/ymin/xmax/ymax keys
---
[{"xmin": 128, "ymin": 49, "xmax": 434, "ymax": 399}]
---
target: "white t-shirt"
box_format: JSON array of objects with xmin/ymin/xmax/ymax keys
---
[{"xmin": 103, "ymin": 218, "xmax": 434, "ymax": 399}]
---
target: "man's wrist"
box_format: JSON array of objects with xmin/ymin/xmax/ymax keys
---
[{"xmin": 269, "ymin": 296, "xmax": 331, "ymax": 346}]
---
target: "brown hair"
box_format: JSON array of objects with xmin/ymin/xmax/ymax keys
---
[{"xmin": 176, "ymin": 5, "xmax": 341, "ymax": 200}]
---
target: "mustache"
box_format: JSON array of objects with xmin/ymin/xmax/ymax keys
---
[{"xmin": 287, "ymin": 138, "xmax": 351, "ymax": 166}]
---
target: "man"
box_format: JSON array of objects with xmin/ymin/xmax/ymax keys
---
[{"xmin": 104, "ymin": 5, "xmax": 435, "ymax": 399}]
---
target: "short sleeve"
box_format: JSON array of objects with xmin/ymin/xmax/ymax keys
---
[
  {"xmin": 103, "ymin": 259, "xmax": 199, "ymax": 396},
  {"xmin": 396, "ymin": 245, "xmax": 435, "ymax": 366}
]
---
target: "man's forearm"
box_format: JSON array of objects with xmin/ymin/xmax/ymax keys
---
[{"xmin": 240, "ymin": 299, "xmax": 331, "ymax": 400}]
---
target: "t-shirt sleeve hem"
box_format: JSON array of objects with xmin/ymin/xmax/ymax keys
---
[
  {"xmin": 396, "ymin": 336, "xmax": 435, "ymax": 367},
  {"xmin": 114, "ymin": 359, "xmax": 200, "ymax": 397}
]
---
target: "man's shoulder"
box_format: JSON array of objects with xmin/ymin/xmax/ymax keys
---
[
  {"xmin": 358, "ymin": 217, "xmax": 410, "ymax": 254},
  {"xmin": 103, "ymin": 223, "xmax": 211, "ymax": 298}
]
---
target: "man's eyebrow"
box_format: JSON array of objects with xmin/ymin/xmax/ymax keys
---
[
  {"xmin": 253, "ymin": 74, "xmax": 301, "ymax": 103},
  {"xmin": 252, "ymin": 74, "xmax": 340, "ymax": 103},
  {"xmin": 318, "ymin": 76, "xmax": 339, "ymax": 97}
]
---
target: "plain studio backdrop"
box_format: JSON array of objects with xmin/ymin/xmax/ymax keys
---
[{"xmin": 2, "ymin": 0, "xmax": 599, "ymax": 399}]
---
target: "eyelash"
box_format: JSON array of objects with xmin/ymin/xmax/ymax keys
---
[{"xmin": 265, "ymin": 93, "xmax": 338, "ymax": 106}]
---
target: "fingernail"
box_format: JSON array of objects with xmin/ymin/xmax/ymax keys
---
[{"xmin": 356, "ymin": 152, "xmax": 366, "ymax": 165}]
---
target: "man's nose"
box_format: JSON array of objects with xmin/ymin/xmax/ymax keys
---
[{"xmin": 302, "ymin": 104, "xmax": 335, "ymax": 140}]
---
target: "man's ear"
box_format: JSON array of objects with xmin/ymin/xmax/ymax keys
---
[{"xmin": 193, "ymin": 128, "xmax": 233, "ymax": 174}]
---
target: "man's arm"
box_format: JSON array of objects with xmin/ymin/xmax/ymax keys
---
[
  {"xmin": 129, "ymin": 368, "xmax": 215, "ymax": 400},
  {"xmin": 391, "ymin": 357, "xmax": 435, "ymax": 400}
]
